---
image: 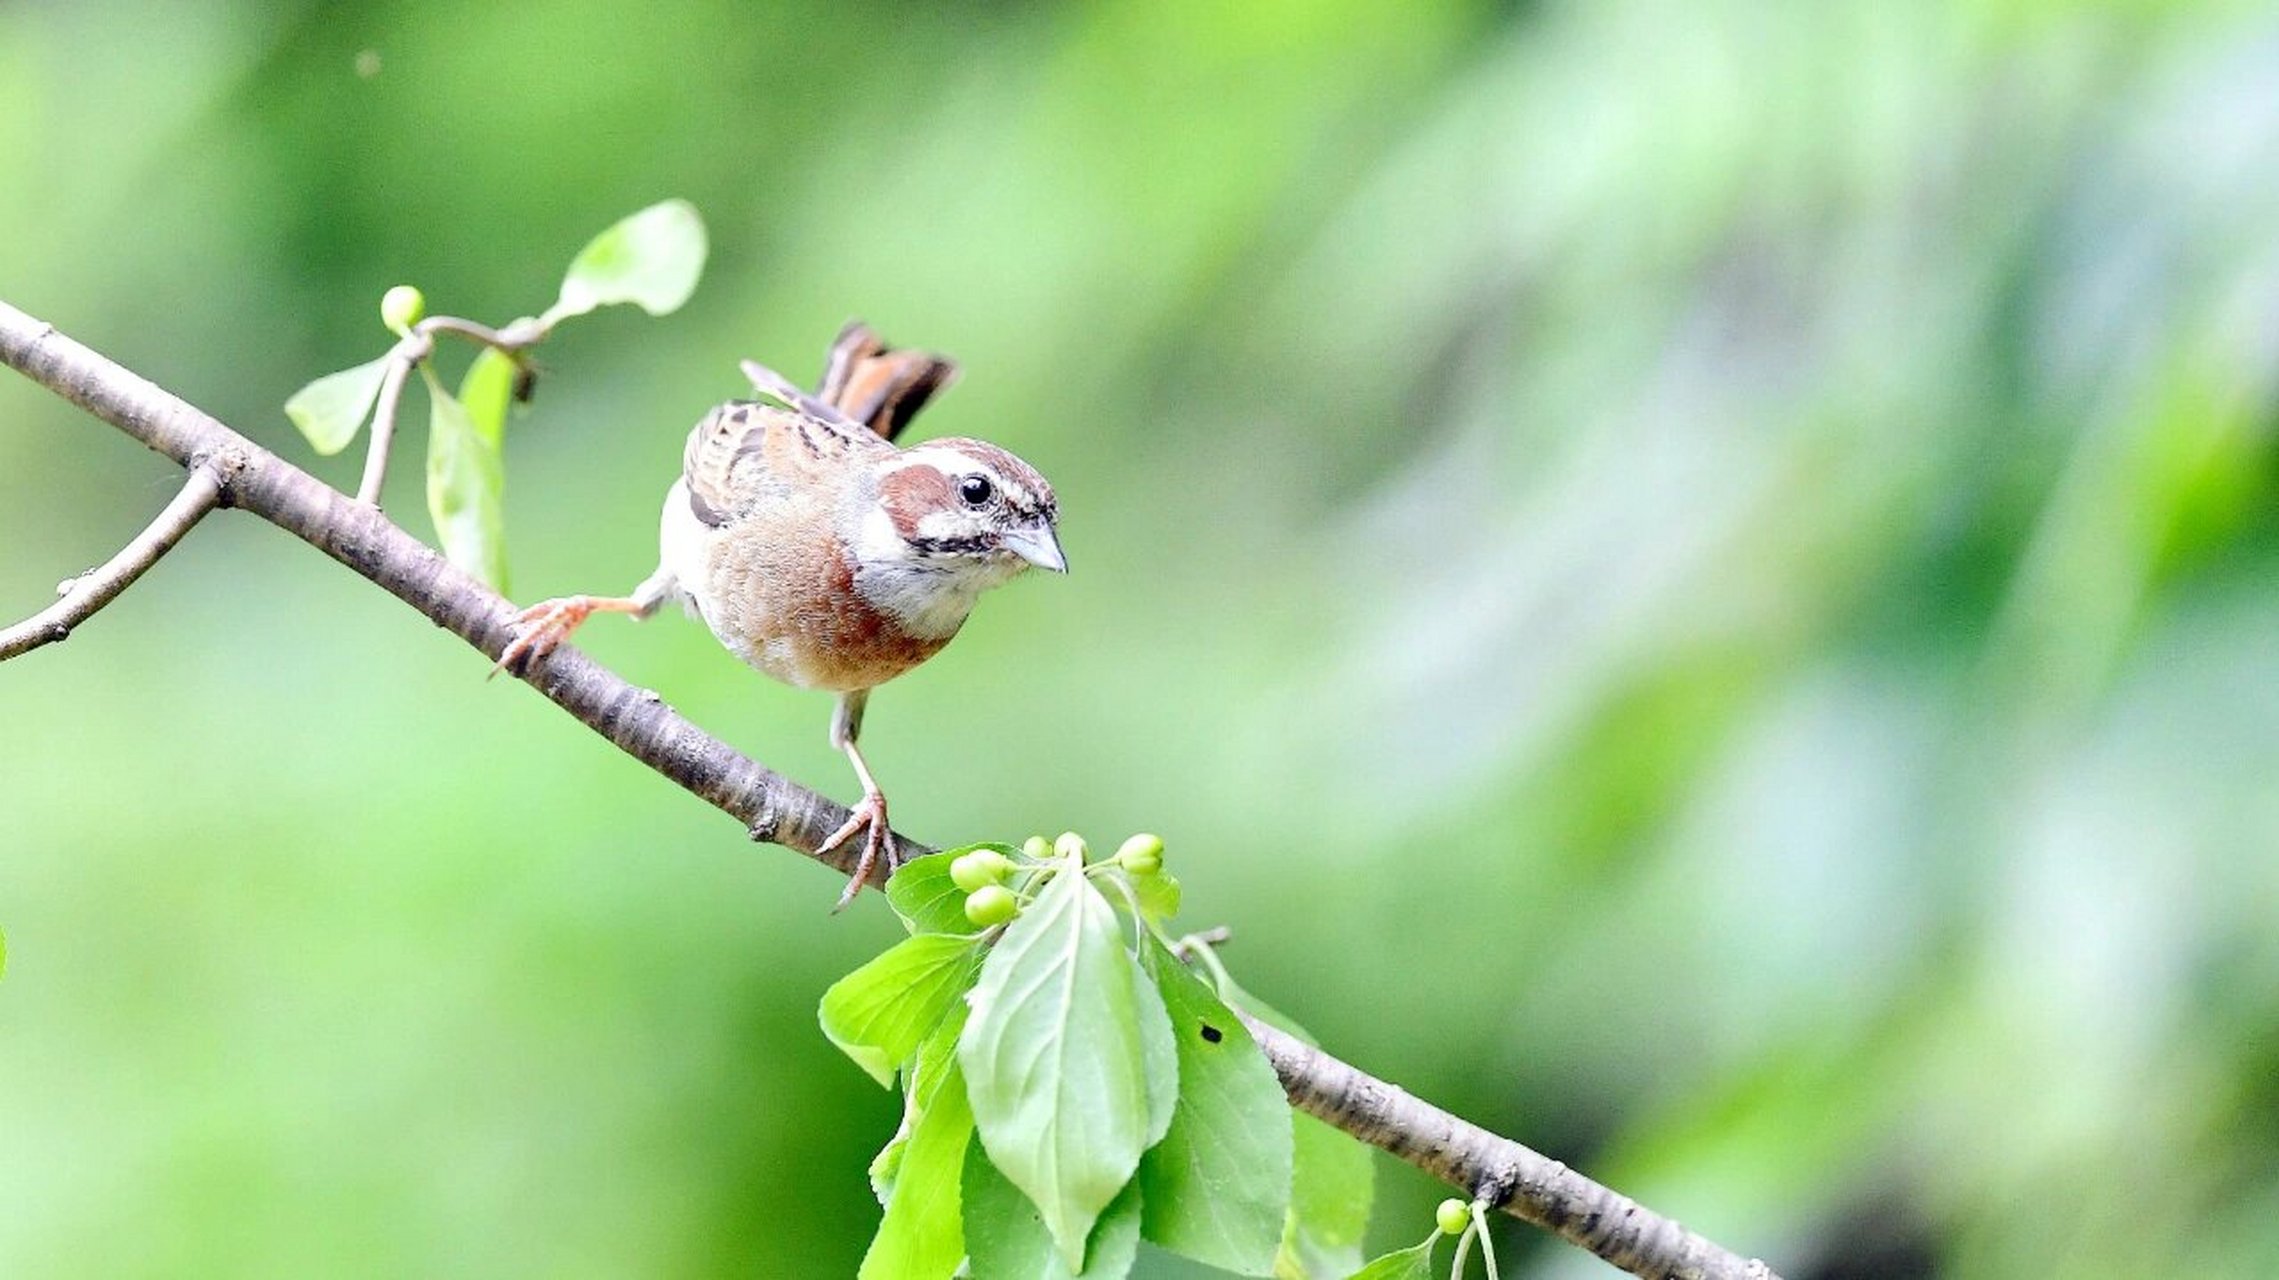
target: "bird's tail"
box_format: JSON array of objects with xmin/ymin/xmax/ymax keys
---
[{"xmin": 817, "ymin": 321, "xmax": 959, "ymax": 443}]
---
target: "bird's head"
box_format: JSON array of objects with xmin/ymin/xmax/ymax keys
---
[{"xmin": 851, "ymin": 438, "xmax": 1065, "ymax": 634}]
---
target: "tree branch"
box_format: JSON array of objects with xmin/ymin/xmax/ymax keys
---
[
  {"xmin": 0, "ymin": 459, "xmax": 226, "ymax": 660},
  {"xmin": 0, "ymin": 298, "xmax": 1781, "ymax": 1280}
]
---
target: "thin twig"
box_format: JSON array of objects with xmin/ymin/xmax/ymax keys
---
[
  {"xmin": 355, "ymin": 350, "xmax": 419, "ymax": 506},
  {"xmin": 354, "ymin": 314, "xmax": 545, "ymax": 508},
  {"xmin": 0, "ymin": 461, "xmax": 227, "ymax": 660},
  {"xmin": 0, "ymin": 298, "xmax": 1782, "ymax": 1280}
]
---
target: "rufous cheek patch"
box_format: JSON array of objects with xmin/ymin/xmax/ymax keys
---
[{"xmin": 879, "ymin": 465, "xmax": 955, "ymax": 540}]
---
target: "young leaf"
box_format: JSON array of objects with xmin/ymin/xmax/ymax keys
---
[
  {"xmin": 1220, "ymin": 981, "xmax": 1375, "ymax": 1280},
  {"xmin": 889, "ymin": 846, "xmax": 1003, "ymax": 937},
  {"xmin": 1339, "ymin": 1239, "xmax": 1437, "ymax": 1280},
  {"xmin": 959, "ymin": 856, "xmax": 1174, "ymax": 1267},
  {"xmin": 1133, "ymin": 868, "xmax": 1182, "ymax": 923},
  {"xmin": 1137, "ymin": 938, "xmax": 1292, "ymax": 1275},
  {"xmin": 872, "ymin": 1004, "xmax": 970, "ymax": 1203},
  {"xmin": 859, "ymin": 1057, "xmax": 976, "ymax": 1280},
  {"xmin": 1279, "ymin": 1114, "xmax": 1375, "ymax": 1279},
  {"xmin": 1136, "ymin": 946, "xmax": 1179, "ymax": 1149},
  {"xmin": 422, "ymin": 371, "xmax": 509, "ymax": 590},
  {"xmin": 458, "ymin": 345, "xmax": 519, "ymax": 448},
  {"xmin": 821, "ymin": 933, "xmax": 981, "ymax": 1088},
  {"xmin": 551, "ymin": 199, "xmax": 707, "ymax": 322},
  {"xmin": 964, "ymin": 1142, "xmax": 1144, "ymax": 1280},
  {"xmin": 284, "ymin": 357, "xmax": 389, "ymax": 455}
]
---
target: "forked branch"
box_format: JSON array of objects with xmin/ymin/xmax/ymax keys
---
[
  {"xmin": 0, "ymin": 298, "xmax": 1779, "ymax": 1280},
  {"xmin": 0, "ymin": 460, "xmax": 227, "ymax": 660}
]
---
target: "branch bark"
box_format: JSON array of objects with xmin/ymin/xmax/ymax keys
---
[
  {"xmin": 0, "ymin": 459, "xmax": 226, "ymax": 660},
  {"xmin": 0, "ymin": 298, "xmax": 1781, "ymax": 1280}
]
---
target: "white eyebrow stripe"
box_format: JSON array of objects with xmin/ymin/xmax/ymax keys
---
[{"xmin": 893, "ymin": 448, "xmax": 1033, "ymax": 505}]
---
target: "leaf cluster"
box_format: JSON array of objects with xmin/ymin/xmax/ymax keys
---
[
  {"xmin": 284, "ymin": 200, "xmax": 707, "ymax": 589},
  {"xmin": 821, "ymin": 838, "xmax": 1377, "ymax": 1279}
]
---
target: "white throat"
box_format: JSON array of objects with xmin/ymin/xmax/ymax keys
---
[{"xmin": 852, "ymin": 504, "xmax": 1024, "ymax": 639}]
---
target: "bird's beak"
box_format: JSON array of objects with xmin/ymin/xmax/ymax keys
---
[{"xmin": 1002, "ymin": 523, "xmax": 1068, "ymax": 573}]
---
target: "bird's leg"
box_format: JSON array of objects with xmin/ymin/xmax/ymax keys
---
[
  {"xmin": 816, "ymin": 689, "xmax": 892, "ymax": 912},
  {"xmin": 491, "ymin": 567, "xmax": 674, "ymax": 678}
]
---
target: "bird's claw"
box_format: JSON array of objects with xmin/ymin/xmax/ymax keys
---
[
  {"xmin": 488, "ymin": 596, "xmax": 593, "ymax": 680},
  {"xmin": 819, "ymin": 791, "xmax": 894, "ymax": 912}
]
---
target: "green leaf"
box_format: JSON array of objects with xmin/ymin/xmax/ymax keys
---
[
  {"xmin": 1137, "ymin": 939, "xmax": 1292, "ymax": 1275},
  {"xmin": 422, "ymin": 371, "xmax": 509, "ymax": 591},
  {"xmin": 872, "ymin": 1004, "xmax": 970, "ymax": 1203},
  {"xmin": 888, "ymin": 845, "xmax": 1011, "ymax": 937},
  {"xmin": 284, "ymin": 357, "xmax": 389, "ymax": 455},
  {"xmin": 1278, "ymin": 1114, "xmax": 1375, "ymax": 1279},
  {"xmin": 551, "ymin": 198, "xmax": 707, "ymax": 322},
  {"xmin": 964, "ymin": 1142, "xmax": 1144, "ymax": 1280},
  {"xmin": 860, "ymin": 1056, "xmax": 976, "ymax": 1280},
  {"xmin": 821, "ymin": 933, "xmax": 981, "ymax": 1089},
  {"xmin": 1224, "ymin": 982, "xmax": 1375, "ymax": 1280},
  {"xmin": 959, "ymin": 855, "xmax": 1175, "ymax": 1267},
  {"xmin": 458, "ymin": 345, "xmax": 518, "ymax": 448},
  {"xmin": 1136, "ymin": 947, "xmax": 1179, "ymax": 1149},
  {"xmin": 1133, "ymin": 868, "xmax": 1182, "ymax": 923},
  {"xmin": 1339, "ymin": 1239, "xmax": 1437, "ymax": 1280}
]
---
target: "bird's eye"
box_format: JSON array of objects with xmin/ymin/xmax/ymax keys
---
[{"xmin": 958, "ymin": 474, "xmax": 994, "ymax": 506}]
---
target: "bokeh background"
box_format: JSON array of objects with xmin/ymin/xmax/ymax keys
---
[{"xmin": 5, "ymin": 2, "xmax": 2279, "ymax": 1276}]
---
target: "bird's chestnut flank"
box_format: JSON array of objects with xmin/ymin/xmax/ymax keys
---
[{"xmin": 493, "ymin": 323, "xmax": 1065, "ymax": 909}]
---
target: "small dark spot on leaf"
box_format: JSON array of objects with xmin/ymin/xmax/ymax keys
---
[{"xmin": 1200, "ymin": 1023, "xmax": 1223, "ymax": 1044}]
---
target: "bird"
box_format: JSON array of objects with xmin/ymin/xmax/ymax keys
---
[{"xmin": 493, "ymin": 322, "xmax": 1066, "ymax": 909}]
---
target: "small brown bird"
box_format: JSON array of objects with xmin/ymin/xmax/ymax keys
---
[{"xmin": 496, "ymin": 323, "xmax": 1066, "ymax": 907}]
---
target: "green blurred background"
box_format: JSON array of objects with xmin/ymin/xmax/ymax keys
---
[{"xmin": 6, "ymin": 1, "xmax": 2279, "ymax": 1276}]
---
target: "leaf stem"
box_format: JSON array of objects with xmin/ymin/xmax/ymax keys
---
[
  {"xmin": 354, "ymin": 314, "xmax": 543, "ymax": 509},
  {"xmin": 1473, "ymin": 1202, "xmax": 1501, "ymax": 1279},
  {"xmin": 1171, "ymin": 929, "xmax": 1241, "ymax": 1003}
]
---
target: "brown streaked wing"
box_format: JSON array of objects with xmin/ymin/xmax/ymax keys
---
[{"xmin": 679, "ymin": 401, "xmax": 885, "ymax": 529}]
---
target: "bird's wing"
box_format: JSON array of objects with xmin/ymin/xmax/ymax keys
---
[
  {"xmin": 818, "ymin": 321, "xmax": 958, "ymax": 443},
  {"xmin": 678, "ymin": 400, "xmax": 888, "ymax": 529}
]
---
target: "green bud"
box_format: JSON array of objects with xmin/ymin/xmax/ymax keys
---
[
  {"xmin": 964, "ymin": 884, "xmax": 1018, "ymax": 927},
  {"xmin": 950, "ymin": 849, "xmax": 1014, "ymax": 892},
  {"xmin": 1022, "ymin": 835, "xmax": 1052, "ymax": 862},
  {"xmin": 380, "ymin": 284, "xmax": 425, "ymax": 333},
  {"xmin": 1435, "ymin": 1198, "xmax": 1471, "ymax": 1236},
  {"xmin": 1114, "ymin": 833, "xmax": 1165, "ymax": 876},
  {"xmin": 1054, "ymin": 831, "xmax": 1088, "ymax": 862}
]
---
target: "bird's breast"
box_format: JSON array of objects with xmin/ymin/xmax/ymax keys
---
[{"xmin": 681, "ymin": 502, "xmax": 953, "ymax": 692}]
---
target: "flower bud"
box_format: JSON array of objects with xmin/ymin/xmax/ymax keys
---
[
  {"xmin": 964, "ymin": 884, "xmax": 1018, "ymax": 927},
  {"xmin": 950, "ymin": 849, "xmax": 1014, "ymax": 892},
  {"xmin": 1114, "ymin": 833, "xmax": 1165, "ymax": 876},
  {"xmin": 380, "ymin": 284, "xmax": 425, "ymax": 333}
]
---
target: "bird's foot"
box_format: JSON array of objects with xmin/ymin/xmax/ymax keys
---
[
  {"xmin": 489, "ymin": 595, "xmax": 604, "ymax": 679},
  {"xmin": 818, "ymin": 789, "xmax": 894, "ymax": 913}
]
